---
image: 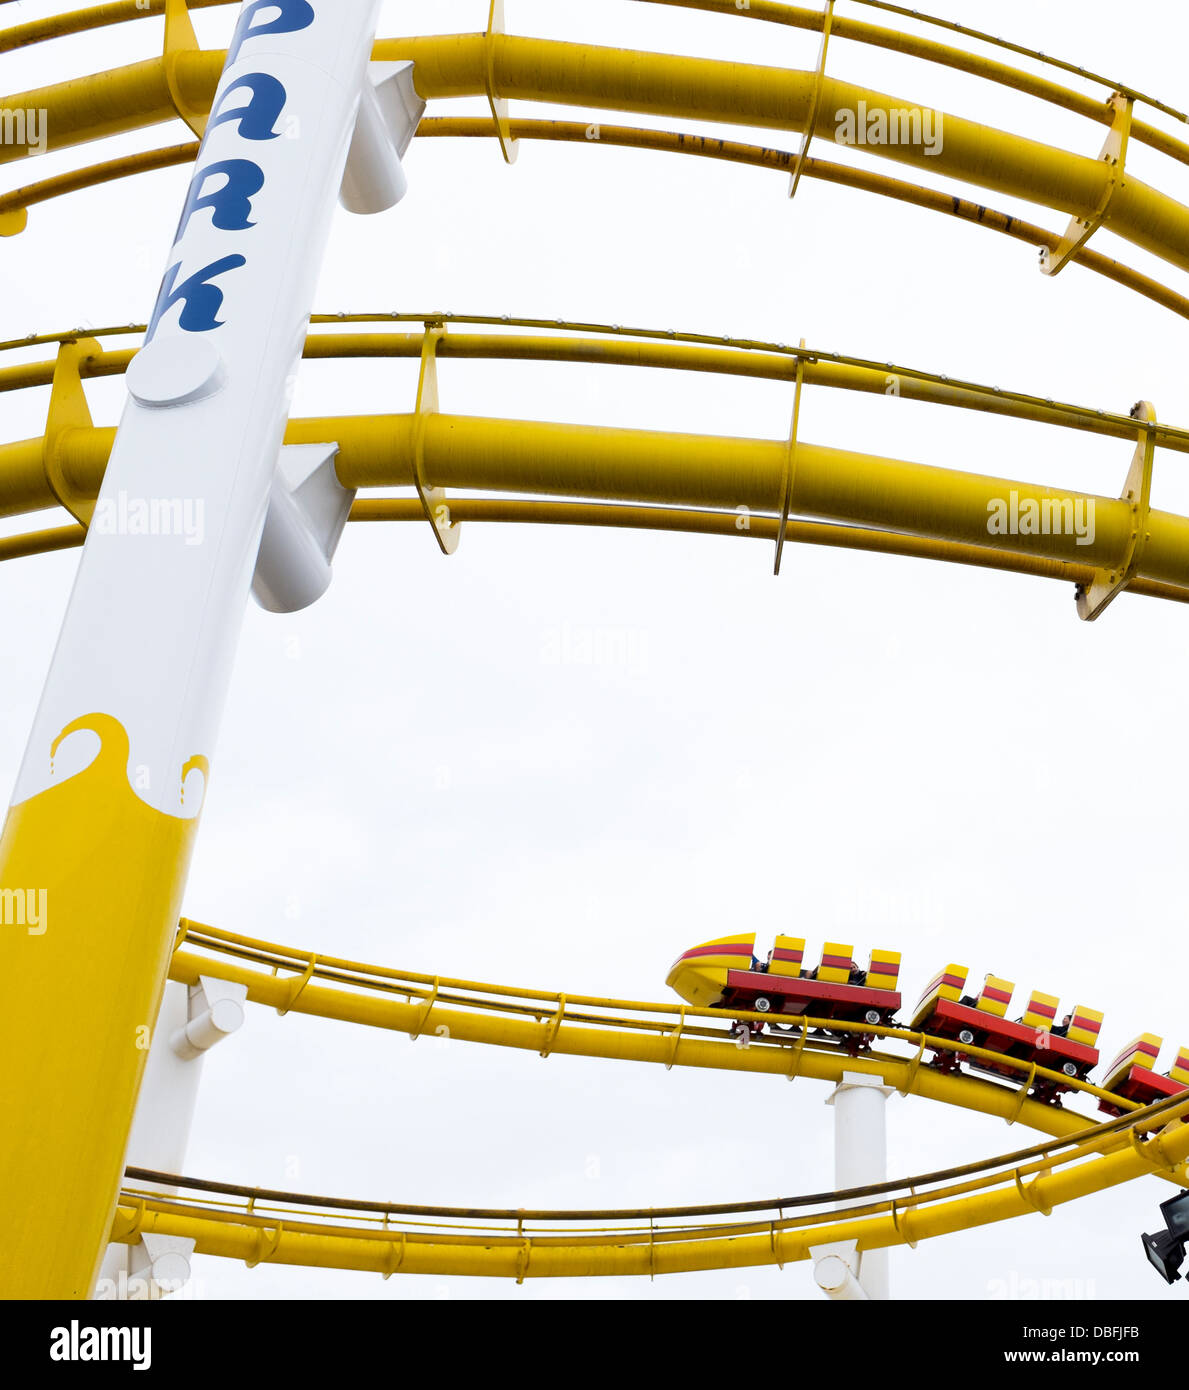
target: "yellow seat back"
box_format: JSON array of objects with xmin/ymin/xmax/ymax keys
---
[
  {"xmin": 1066, "ymin": 1006, "xmax": 1104, "ymax": 1048},
  {"xmin": 768, "ymin": 935, "xmax": 805, "ymax": 979},
  {"xmin": 1104, "ymin": 1033, "xmax": 1162, "ymax": 1084},
  {"xmin": 910, "ymin": 964, "xmax": 967, "ymax": 1026},
  {"xmin": 976, "ymin": 974, "xmax": 1014, "ymax": 1018},
  {"xmin": 867, "ymin": 948, "xmax": 901, "ymax": 992},
  {"xmin": 817, "ymin": 942, "xmax": 854, "ymax": 984},
  {"xmin": 1170, "ymin": 1047, "xmax": 1189, "ymax": 1087},
  {"xmin": 1022, "ymin": 989, "xmax": 1059, "ymax": 1032}
]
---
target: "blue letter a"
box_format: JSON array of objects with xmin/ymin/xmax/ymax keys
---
[{"xmin": 207, "ymin": 73, "xmax": 288, "ymax": 141}]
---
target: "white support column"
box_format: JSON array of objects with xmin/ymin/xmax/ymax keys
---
[
  {"xmin": 94, "ymin": 976, "xmax": 246, "ymax": 1300},
  {"xmin": 809, "ymin": 1240, "xmax": 868, "ymax": 1300},
  {"xmin": 823, "ymin": 1070, "xmax": 896, "ymax": 1300},
  {"xmin": 0, "ymin": 0, "xmax": 395, "ymax": 1298}
]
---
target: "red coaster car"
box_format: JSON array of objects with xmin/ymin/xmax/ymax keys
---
[
  {"xmin": 910, "ymin": 964, "xmax": 1102, "ymax": 1098},
  {"xmin": 666, "ymin": 933, "xmax": 901, "ymax": 1043},
  {"xmin": 1098, "ymin": 1035, "xmax": 1189, "ymax": 1118}
]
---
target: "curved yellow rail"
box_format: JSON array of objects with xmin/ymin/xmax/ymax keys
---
[
  {"xmin": 122, "ymin": 918, "xmax": 1189, "ymax": 1278},
  {"xmin": 6, "ymin": 19, "xmax": 1189, "ymax": 276},
  {"xmin": 168, "ymin": 921, "xmax": 1185, "ymax": 1155},
  {"xmin": 6, "ymin": 0, "xmax": 1187, "ymax": 152},
  {"xmin": 109, "ymin": 1099, "xmax": 1189, "ymax": 1279},
  {"xmin": 7, "ymin": 119, "xmax": 1189, "ymax": 330},
  {"xmin": 2, "ymin": 316, "xmax": 1187, "ymax": 610}
]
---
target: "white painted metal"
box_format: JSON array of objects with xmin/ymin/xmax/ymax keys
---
[
  {"xmin": 130, "ymin": 1234, "xmax": 195, "ymax": 1294},
  {"xmin": 94, "ymin": 979, "xmax": 238, "ymax": 1298},
  {"xmin": 18, "ymin": 0, "xmax": 391, "ymax": 1298},
  {"xmin": 340, "ymin": 62, "xmax": 426, "ymax": 213},
  {"xmin": 13, "ymin": 0, "xmax": 386, "ymax": 817},
  {"xmin": 825, "ymin": 1070, "xmax": 896, "ymax": 1299},
  {"xmin": 251, "ymin": 443, "xmax": 355, "ymax": 612},
  {"xmin": 171, "ymin": 974, "xmax": 248, "ymax": 1061},
  {"xmin": 809, "ymin": 1241, "xmax": 869, "ymax": 1301}
]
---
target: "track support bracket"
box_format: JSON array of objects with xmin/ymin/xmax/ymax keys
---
[
  {"xmin": 44, "ymin": 337, "xmax": 100, "ymax": 526},
  {"xmin": 1076, "ymin": 400, "xmax": 1156, "ymax": 620},
  {"xmin": 163, "ymin": 0, "xmax": 207, "ymax": 139},
  {"xmin": 774, "ymin": 341, "xmax": 806, "ymax": 574},
  {"xmin": 412, "ymin": 324, "xmax": 461, "ymax": 554},
  {"xmin": 788, "ymin": 1, "xmax": 835, "ymax": 200},
  {"xmin": 1040, "ymin": 91, "xmax": 1131, "ymax": 276},
  {"xmin": 485, "ymin": 0, "xmax": 520, "ymax": 164}
]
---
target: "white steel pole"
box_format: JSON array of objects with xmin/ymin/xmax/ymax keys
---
[
  {"xmin": 94, "ymin": 976, "xmax": 247, "ymax": 1299},
  {"xmin": 824, "ymin": 1070, "xmax": 896, "ymax": 1300},
  {"xmin": 0, "ymin": 0, "xmax": 385, "ymax": 1298}
]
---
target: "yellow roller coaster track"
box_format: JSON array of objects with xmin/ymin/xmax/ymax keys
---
[
  {"xmin": 100, "ymin": 918, "xmax": 1186, "ymax": 1280},
  {"xmin": 3, "ymin": 313, "xmax": 1189, "ymax": 610},
  {"xmin": 6, "ymin": 0, "xmax": 1189, "ymax": 275},
  {"xmin": 7, "ymin": 118, "xmax": 1189, "ymax": 323}
]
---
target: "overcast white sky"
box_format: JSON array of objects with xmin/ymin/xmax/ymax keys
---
[{"xmin": 4, "ymin": 0, "xmax": 1189, "ymax": 1300}]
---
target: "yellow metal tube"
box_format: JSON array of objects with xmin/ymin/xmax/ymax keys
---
[
  {"xmin": 30, "ymin": 410, "xmax": 1189, "ymax": 587},
  {"xmin": 10, "ymin": 322, "xmax": 1189, "ymax": 456},
  {"xmin": 379, "ymin": 34, "xmax": 1189, "ymax": 272},
  {"xmin": 7, "ymin": 36, "xmax": 1189, "ymax": 272},
  {"xmin": 107, "ymin": 1115, "xmax": 1189, "ymax": 1277},
  {"xmin": 166, "ymin": 946, "xmax": 1126, "ymax": 1146},
  {"xmin": 8, "ymin": 118, "xmax": 1189, "ymax": 332},
  {"xmin": 0, "ymin": 438, "xmax": 58, "ymax": 516},
  {"xmin": 7, "ymin": 0, "xmax": 1187, "ymax": 172},
  {"xmin": 2, "ymin": 331, "xmax": 1178, "ymax": 454}
]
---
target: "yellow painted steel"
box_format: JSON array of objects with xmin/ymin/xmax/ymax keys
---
[
  {"xmin": 99, "ymin": 930, "xmax": 1189, "ymax": 1282},
  {"xmin": 7, "ymin": 0, "xmax": 1188, "ymax": 162},
  {"xmin": 166, "ymin": 922, "xmax": 1182, "ymax": 1152},
  {"xmin": 3, "ymin": 317, "xmax": 1189, "ymax": 608},
  {"xmin": 10, "ymin": 320, "xmax": 1189, "ymax": 454},
  {"xmin": 101, "ymin": 1105, "xmax": 1189, "ymax": 1278},
  {"xmin": 14, "ymin": 502, "xmax": 1189, "ymax": 613},
  {"xmin": 6, "ymin": 118, "xmax": 1189, "ymax": 334},
  {"xmin": 211, "ymin": 415, "xmax": 1189, "ymax": 583},
  {"xmin": 7, "ymin": 25, "xmax": 1189, "ymax": 276},
  {"xmin": 0, "ymin": 717, "xmax": 200, "ymax": 1297},
  {"xmin": 140, "ymin": 921, "xmax": 1189, "ymax": 1278}
]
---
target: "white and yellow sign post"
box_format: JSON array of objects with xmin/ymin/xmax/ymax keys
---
[{"xmin": 0, "ymin": 0, "xmax": 392, "ymax": 1297}]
